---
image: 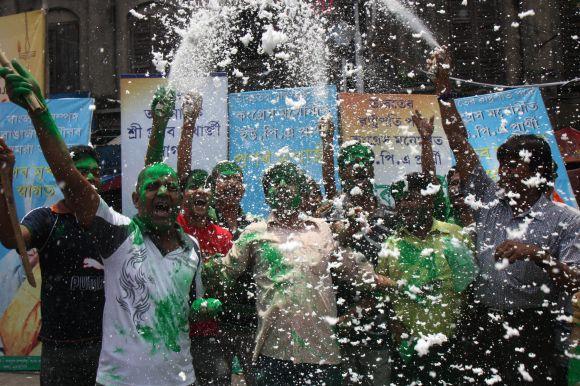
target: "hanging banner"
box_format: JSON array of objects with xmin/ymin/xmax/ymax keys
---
[
  {"xmin": 454, "ymin": 87, "xmax": 578, "ymax": 208},
  {"xmin": 0, "ymin": 98, "xmax": 93, "ymax": 370},
  {"xmin": 229, "ymin": 85, "xmax": 339, "ymax": 216},
  {"xmin": 120, "ymin": 75, "xmax": 228, "ymax": 217},
  {"xmin": 0, "ymin": 10, "xmax": 46, "ymax": 102},
  {"xmin": 339, "ymin": 93, "xmax": 452, "ymax": 204}
]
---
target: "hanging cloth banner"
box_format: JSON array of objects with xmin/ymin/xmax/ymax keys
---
[
  {"xmin": 339, "ymin": 93, "xmax": 452, "ymax": 204},
  {"xmin": 229, "ymin": 85, "xmax": 339, "ymax": 217},
  {"xmin": 454, "ymin": 87, "xmax": 577, "ymax": 208},
  {"xmin": 0, "ymin": 10, "xmax": 46, "ymax": 102},
  {"xmin": 0, "ymin": 98, "xmax": 93, "ymax": 371}
]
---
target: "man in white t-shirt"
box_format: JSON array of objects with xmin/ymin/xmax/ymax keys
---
[
  {"xmin": 0, "ymin": 62, "xmax": 201, "ymax": 386},
  {"xmin": 90, "ymin": 163, "xmax": 202, "ymax": 386}
]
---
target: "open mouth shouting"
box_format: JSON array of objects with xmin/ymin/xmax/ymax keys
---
[{"xmin": 153, "ymin": 198, "xmax": 173, "ymax": 218}]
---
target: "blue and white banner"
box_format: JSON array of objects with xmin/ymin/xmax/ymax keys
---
[
  {"xmin": 0, "ymin": 98, "xmax": 92, "ymax": 367},
  {"xmin": 455, "ymin": 87, "xmax": 577, "ymax": 208},
  {"xmin": 229, "ymin": 86, "xmax": 339, "ymax": 216}
]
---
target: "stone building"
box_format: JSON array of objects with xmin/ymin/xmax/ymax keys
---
[{"xmin": 0, "ymin": 0, "xmax": 578, "ymax": 144}]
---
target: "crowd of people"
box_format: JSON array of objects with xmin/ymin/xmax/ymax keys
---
[{"xmin": 0, "ymin": 48, "xmax": 578, "ymax": 386}]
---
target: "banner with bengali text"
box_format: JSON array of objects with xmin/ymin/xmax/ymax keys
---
[
  {"xmin": 0, "ymin": 10, "xmax": 46, "ymax": 102},
  {"xmin": 339, "ymin": 93, "xmax": 452, "ymax": 205},
  {"xmin": 455, "ymin": 87, "xmax": 577, "ymax": 208},
  {"xmin": 229, "ymin": 85, "xmax": 339, "ymax": 216},
  {"xmin": 120, "ymin": 75, "xmax": 228, "ymax": 217},
  {"xmin": 0, "ymin": 98, "xmax": 92, "ymax": 370}
]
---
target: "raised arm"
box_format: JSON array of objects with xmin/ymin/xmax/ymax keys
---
[
  {"xmin": 177, "ymin": 93, "xmax": 202, "ymax": 181},
  {"xmin": 0, "ymin": 137, "xmax": 32, "ymax": 249},
  {"xmin": 412, "ymin": 110, "xmax": 436, "ymax": 180},
  {"xmin": 144, "ymin": 87, "xmax": 176, "ymax": 166},
  {"xmin": 430, "ymin": 47, "xmax": 481, "ymax": 181},
  {"xmin": 319, "ymin": 115, "xmax": 337, "ymax": 199},
  {"xmin": 0, "ymin": 60, "xmax": 98, "ymax": 227}
]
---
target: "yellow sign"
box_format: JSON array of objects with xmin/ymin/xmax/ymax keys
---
[
  {"xmin": 339, "ymin": 93, "xmax": 452, "ymax": 203},
  {"xmin": 0, "ymin": 10, "xmax": 46, "ymax": 102}
]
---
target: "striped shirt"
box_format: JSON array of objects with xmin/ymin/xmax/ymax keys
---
[{"xmin": 465, "ymin": 165, "xmax": 580, "ymax": 310}]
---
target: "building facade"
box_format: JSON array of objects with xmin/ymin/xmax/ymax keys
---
[{"xmin": 0, "ymin": 0, "xmax": 578, "ymax": 144}]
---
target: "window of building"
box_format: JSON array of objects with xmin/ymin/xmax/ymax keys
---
[
  {"xmin": 128, "ymin": 2, "xmax": 174, "ymax": 74},
  {"xmin": 48, "ymin": 9, "xmax": 80, "ymax": 94}
]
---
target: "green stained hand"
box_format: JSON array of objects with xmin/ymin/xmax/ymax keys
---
[
  {"xmin": 190, "ymin": 298, "xmax": 223, "ymax": 318},
  {"xmin": 0, "ymin": 60, "xmax": 46, "ymax": 111},
  {"xmin": 151, "ymin": 86, "xmax": 176, "ymax": 120}
]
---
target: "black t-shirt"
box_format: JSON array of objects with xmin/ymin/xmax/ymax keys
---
[
  {"xmin": 21, "ymin": 203, "xmax": 104, "ymax": 342},
  {"xmin": 328, "ymin": 198, "xmax": 397, "ymax": 349}
]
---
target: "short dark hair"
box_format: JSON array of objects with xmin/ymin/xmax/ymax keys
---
[
  {"xmin": 390, "ymin": 172, "xmax": 433, "ymax": 202},
  {"xmin": 69, "ymin": 145, "xmax": 100, "ymax": 164},
  {"xmin": 497, "ymin": 134, "xmax": 553, "ymax": 181},
  {"xmin": 182, "ymin": 169, "xmax": 209, "ymax": 191},
  {"xmin": 262, "ymin": 161, "xmax": 307, "ymax": 196}
]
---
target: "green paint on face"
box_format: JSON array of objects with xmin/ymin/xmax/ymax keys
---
[
  {"xmin": 266, "ymin": 182, "xmax": 302, "ymax": 210},
  {"xmin": 74, "ymin": 156, "xmax": 98, "ymax": 171},
  {"xmin": 133, "ymin": 163, "xmax": 179, "ymax": 233},
  {"xmin": 214, "ymin": 161, "xmax": 243, "ymax": 177},
  {"xmin": 136, "ymin": 163, "xmax": 178, "ymax": 201}
]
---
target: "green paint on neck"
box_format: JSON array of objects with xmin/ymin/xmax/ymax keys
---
[{"xmin": 128, "ymin": 218, "xmax": 145, "ymax": 245}]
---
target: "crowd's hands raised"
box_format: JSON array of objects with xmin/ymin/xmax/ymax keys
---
[
  {"xmin": 151, "ymin": 86, "xmax": 176, "ymax": 121},
  {"xmin": 427, "ymin": 45, "xmax": 451, "ymax": 96},
  {"xmin": 412, "ymin": 110, "xmax": 436, "ymax": 178},
  {"xmin": 0, "ymin": 59, "xmax": 46, "ymax": 113},
  {"xmin": 411, "ymin": 110, "xmax": 434, "ymax": 140},
  {"xmin": 318, "ymin": 114, "xmax": 334, "ymax": 140},
  {"xmin": 177, "ymin": 92, "xmax": 203, "ymax": 179},
  {"xmin": 182, "ymin": 92, "xmax": 203, "ymax": 122}
]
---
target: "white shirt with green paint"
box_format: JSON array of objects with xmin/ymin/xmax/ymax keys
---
[{"xmin": 90, "ymin": 198, "xmax": 202, "ymax": 386}]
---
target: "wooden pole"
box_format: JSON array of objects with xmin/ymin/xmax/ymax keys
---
[{"xmin": 0, "ymin": 169, "xmax": 36, "ymax": 287}]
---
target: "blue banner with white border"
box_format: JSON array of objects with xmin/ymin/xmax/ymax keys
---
[
  {"xmin": 454, "ymin": 87, "xmax": 577, "ymax": 208},
  {"xmin": 229, "ymin": 86, "xmax": 339, "ymax": 216},
  {"xmin": 0, "ymin": 98, "xmax": 92, "ymax": 368}
]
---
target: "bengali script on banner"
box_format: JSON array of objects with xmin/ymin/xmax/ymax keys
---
[
  {"xmin": 120, "ymin": 75, "xmax": 228, "ymax": 217},
  {"xmin": 229, "ymin": 85, "xmax": 339, "ymax": 216},
  {"xmin": 339, "ymin": 93, "xmax": 452, "ymax": 204},
  {"xmin": 454, "ymin": 87, "xmax": 577, "ymax": 208},
  {"xmin": 0, "ymin": 98, "xmax": 92, "ymax": 370}
]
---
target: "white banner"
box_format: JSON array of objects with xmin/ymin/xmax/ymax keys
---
[{"xmin": 120, "ymin": 75, "xmax": 228, "ymax": 217}]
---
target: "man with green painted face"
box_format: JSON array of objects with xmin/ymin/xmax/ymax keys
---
[
  {"xmin": 214, "ymin": 161, "xmax": 387, "ymax": 385},
  {"xmin": 376, "ymin": 172, "xmax": 477, "ymax": 385},
  {"xmin": 0, "ymin": 60, "xmax": 202, "ymax": 386},
  {"xmin": 0, "ymin": 139, "xmax": 105, "ymax": 386},
  {"xmin": 207, "ymin": 160, "xmax": 259, "ymax": 384},
  {"xmin": 320, "ymin": 120, "xmax": 398, "ymax": 385}
]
